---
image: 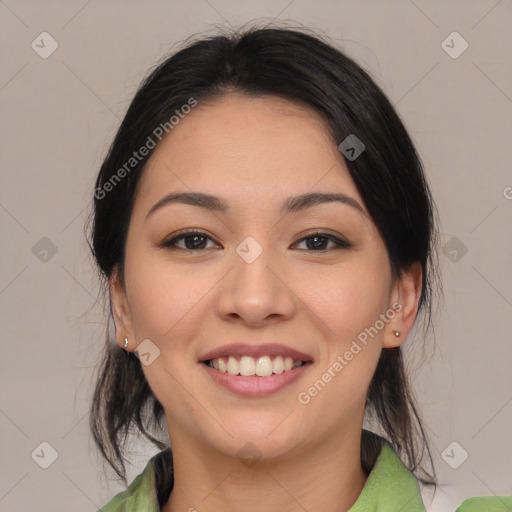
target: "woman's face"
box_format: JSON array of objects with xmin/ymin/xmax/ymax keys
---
[{"xmin": 111, "ymin": 94, "xmax": 418, "ymax": 462}]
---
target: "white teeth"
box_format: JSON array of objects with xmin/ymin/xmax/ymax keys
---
[
  {"xmin": 255, "ymin": 356, "xmax": 273, "ymax": 377},
  {"xmin": 239, "ymin": 356, "xmax": 255, "ymax": 376},
  {"xmin": 272, "ymin": 356, "xmax": 284, "ymax": 374},
  {"xmin": 227, "ymin": 356, "xmax": 239, "ymax": 375},
  {"xmin": 207, "ymin": 355, "xmax": 306, "ymax": 376}
]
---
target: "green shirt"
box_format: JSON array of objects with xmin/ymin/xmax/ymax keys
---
[{"xmin": 98, "ymin": 439, "xmax": 512, "ymax": 511}]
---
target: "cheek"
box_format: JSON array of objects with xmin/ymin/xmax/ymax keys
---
[
  {"xmin": 298, "ymin": 260, "xmax": 390, "ymax": 345},
  {"xmin": 124, "ymin": 254, "xmax": 229, "ymax": 367},
  {"xmin": 294, "ymin": 266, "xmax": 387, "ymax": 424},
  {"xmin": 124, "ymin": 256, "xmax": 200, "ymax": 341}
]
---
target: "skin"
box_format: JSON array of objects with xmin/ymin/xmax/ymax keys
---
[{"xmin": 110, "ymin": 94, "xmax": 422, "ymax": 512}]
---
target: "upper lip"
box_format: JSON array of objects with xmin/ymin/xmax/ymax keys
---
[{"xmin": 199, "ymin": 343, "xmax": 314, "ymax": 362}]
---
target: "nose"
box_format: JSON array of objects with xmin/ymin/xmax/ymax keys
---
[{"xmin": 215, "ymin": 243, "xmax": 296, "ymax": 327}]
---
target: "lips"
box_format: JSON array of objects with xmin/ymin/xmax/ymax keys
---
[{"xmin": 198, "ymin": 342, "xmax": 314, "ymax": 363}]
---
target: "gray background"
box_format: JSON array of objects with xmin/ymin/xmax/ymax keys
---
[{"xmin": 1, "ymin": 1, "xmax": 511, "ymax": 511}]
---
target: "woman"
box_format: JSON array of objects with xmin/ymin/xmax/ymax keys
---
[{"xmin": 89, "ymin": 25, "xmax": 511, "ymax": 511}]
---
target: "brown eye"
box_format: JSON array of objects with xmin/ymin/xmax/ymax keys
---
[
  {"xmin": 160, "ymin": 230, "xmax": 220, "ymax": 251},
  {"xmin": 159, "ymin": 229, "xmax": 351, "ymax": 252},
  {"xmin": 292, "ymin": 231, "xmax": 351, "ymax": 251}
]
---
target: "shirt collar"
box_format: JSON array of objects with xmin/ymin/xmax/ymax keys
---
[
  {"xmin": 106, "ymin": 432, "xmax": 426, "ymax": 511},
  {"xmin": 348, "ymin": 438, "xmax": 426, "ymax": 511}
]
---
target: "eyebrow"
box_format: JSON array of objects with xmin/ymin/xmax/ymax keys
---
[{"xmin": 145, "ymin": 191, "xmax": 366, "ymax": 220}]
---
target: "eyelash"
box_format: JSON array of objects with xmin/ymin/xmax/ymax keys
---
[{"xmin": 159, "ymin": 228, "xmax": 351, "ymax": 252}]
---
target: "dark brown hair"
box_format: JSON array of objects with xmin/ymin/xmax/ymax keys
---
[{"xmin": 87, "ymin": 23, "xmax": 442, "ymax": 507}]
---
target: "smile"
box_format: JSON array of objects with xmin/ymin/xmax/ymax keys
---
[
  {"xmin": 200, "ymin": 358, "xmax": 313, "ymax": 397},
  {"xmin": 204, "ymin": 355, "xmax": 308, "ymax": 377}
]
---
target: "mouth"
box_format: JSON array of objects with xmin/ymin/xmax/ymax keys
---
[
  {"xmin": 202, "ymin": 355, "xmax": 312, "ymax": 377},
  {"xmin": 198, "ymin": 343, "xmax": 314, "ymax": 377},
  {"xmin": 198, "ymin": 343, "xmax": 314, "ymax": 396}
]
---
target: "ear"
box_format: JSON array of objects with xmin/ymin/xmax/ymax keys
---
[
  {"xmin": 109, "ymin": 265, "xmax": 136, "ymax": 351},
  {"xmin": 383, "ymin": 261, "xmax": 422, "ymax": 348}
]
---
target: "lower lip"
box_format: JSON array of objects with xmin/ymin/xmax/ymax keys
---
[{"xmin": 200, "ymin": 362, "xmax": 312, "ymax": 397}]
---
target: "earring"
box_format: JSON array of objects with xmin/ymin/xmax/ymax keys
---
[
  {"xmin": 393, "ymin": 330, "xmax": 401, "ymax": 337},
  {"xmin": 124, "ymin": 337, "xmax": 129, "ymax": 350}
]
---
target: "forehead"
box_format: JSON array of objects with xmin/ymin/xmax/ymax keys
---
[{"xmin": 136, "ymin": 94, "xmax": 366, "ymax": 214}]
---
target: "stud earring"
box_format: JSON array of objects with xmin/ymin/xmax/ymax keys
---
[
  {"xmin": 393, "ymin": 330, "xmax": 401, "ymax": 337},
  {"xmin": 124, "ymin": 337, "xmax": 129, "ymax": 350}
]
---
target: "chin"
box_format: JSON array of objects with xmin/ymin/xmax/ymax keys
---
[{"xmin": 203, "ymin": 422, "xmax": 304, "ymax": 464}]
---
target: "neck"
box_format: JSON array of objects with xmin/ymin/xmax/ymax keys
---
[{"xmin": 162, "ymin": 426, "xmax": 369, "ymax": 512}]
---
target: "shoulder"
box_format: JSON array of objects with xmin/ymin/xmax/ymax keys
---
[
  {"xmin": 455, "ymin": 495, "xmax": 512, "ymax": 511},
  {"xmin": 419, "ymin": 482, "xmax": 512, "ymax": 511},
  {"xmin": 351, "ymin": 433, "xmax": 427, "ymax": 511},
  {"xmin": 97, "ymin": 450, "xmax": 169, "ymax": 512}
]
